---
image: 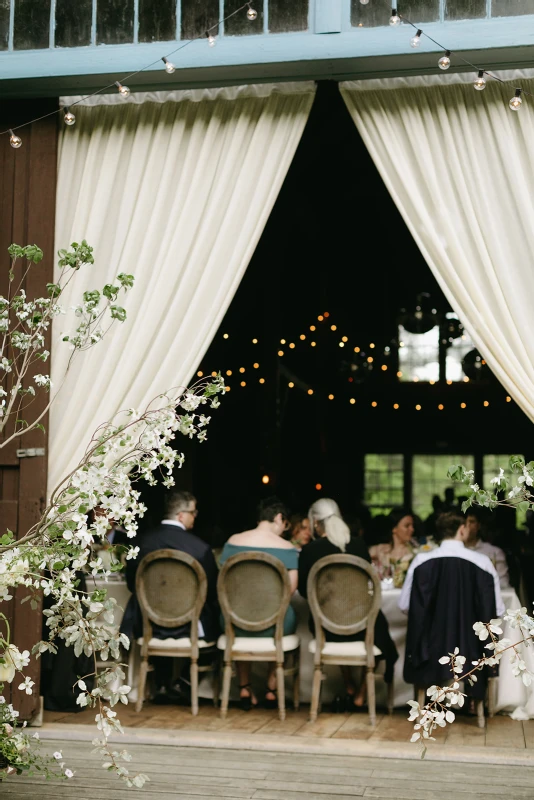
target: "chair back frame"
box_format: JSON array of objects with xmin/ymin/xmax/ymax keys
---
[
  {"xmin": 135, "ymin": 548, "xmax": 207, "ymax": 659},
  {"xmin": 217, "ymin": 551, "xmax": 291, "ymax": 664},
  {"xmin": 307, "ymin": 554, "xmax": 381, "ymax": 669}
]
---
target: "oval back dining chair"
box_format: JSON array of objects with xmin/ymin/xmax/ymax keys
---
[
  {"xmin": 307, "ymin": 553, "xmax": 389, "ymax": 726},
  {"xmin": 217, "ymin": 551, "xmax": 300, "ymax": 720},
  {"xmin": 135, "ymin": 548, "xmax": 216, "ymax": 715}
]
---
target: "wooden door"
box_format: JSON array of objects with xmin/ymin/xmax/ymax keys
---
[{"xmin": 0, "ymin": 100, "xmax": 57, "ymax": 720}]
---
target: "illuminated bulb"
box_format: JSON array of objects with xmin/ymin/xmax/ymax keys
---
[
  {"xmin": 239, "ymin": 367, "xmax": 245, "ymax": 373},
  {"xmin": 474, "ymin": 70, "xmax": 486, "ymax": 91},
  {"xmin": 162, "ymin": 57, "xmax": 175, "ymax": 73},
  {"xmin": 381, "ymin": 365, "xmax": 388, "ymax": 371},
  {"xmin": 328, "ymin": 394, "xmax": 334, "ymax": 400},
  {"xmin": 370, "ymin": 343, "xmax": 375, "ymax": 348},
  {"xmin": 460, "ymin": 402, "xmax": 466, "ymax": 409},
  {"xmin": 318, "ymin": 315, "xmax": 324, "ymax": 321},
  {"xmin": 197, "ymin": 371, "xmax": 203, "ymax": 377},
  {"xmin": 415, "ymin": 404, "xmax": 422, "ymax": 411},
  {"xmin": 246, "ymin": 3, "xmax": 258, "ymax": 20},
  {"xmin": 510, "ymin": 88, "xmax": 523, "ymax": 111},
  {"xmin": 225, "ymin": 386, "xmax": 231, "ymax": 392},
  {"xmin": 211, "ymin": 371, "xmax": 217, "ymax": 377},
  {"xmin": 226, "ymin": 369, "xmax": 232, "ymax": 376},
  {"xmin": 393, "ymin": 403, "xmax": 399, "ymax": 409},
  {"xmin": 280, "ymin": 339, "xmax": 286, "ymax": 344},
  {"xmin": 389, "ymin": 7, "xmax": 401, "ymax": 25},
  {"xmin": 354, "ymin": 347, "xmax": 360, "ymax": 353},
  {"xmin": 447, "ymin": 379, "xmax": 453, "ymax": 385},
  {"xmin": 300, "ymin": 334, "xmax": 306, "ymax": 340},
  {"xmin": 252, "ymin": 338, "xmax": 258, "ymax": 344},
  {"xmin": 324, "ymin": 312, "xmax": 330, "ymax": 318},
  {"xmin": 410, "ymin": 29, "xmax": 422, "ymax": 48},
  {"xmin": 371, "ymin": 401, "xmax": 378, "ymax": 407},
  {"xmin": 339, "ymin": 342, "xmax": 345, "ymax": 348},
  {"xmin": 413, "ymin": 377, "xmax": 419, "ymax": 383},
  {"xmin": 63, "ymin": 107, "xmax": 76, "ymax": 125},
  {"xmin": 331, "ymin": 324, "xmax": 337, "ymax": 331},
  {"xmin": 506, "ymin": 396, "xmax": 511, "ymax": 402},
  {"xmin": 278, "ymin": 350, "xmax": 284, "ymax": 357},
  {"xmin": 311, "ymin": 341, "xmax": 316, "ymax": 347},
  {"xmin": 223, "ymin": 333, "xmax": 229, "ymax": 339},
  {"xmin": 253, "ymin": 362, "xmax": 259, "ymax": 368},
  {"xmin": 9, "ymin": 130, "xmax": 21, "ymax": 148},
  {"xmin": 240, "ymin": 381, "xmax": 246, "ymax": 387},
  {"xmin": 207, "ymin": 33, "xmax": 216, "ymax": 47},
  {"xmin": 429, "ymin": 380, "xmax": 435, "ymax": 385},
  {"xmin": 342, "ymin": 336, "xmax": 348, "ymax": 342},
  {"xmin": 367, "ymin": 357, "xmax": 373, "ymax": 363},
  {"xmin": 115, "ymin": 81, "xmax": 130, "ymax": 98},
  {"xmin": 397, "ymin": 371, "xmax": 402, "ymax": 377},
  {"xmin": 289, "ymin": 343, "xmax": 295, "ymax": 349},
  {"xmin": 262, "ymin": 475, "xmax": 269, "ymax": 484},
  {"xmin": 438, "ymin": 50, "xmax": 451, "ymax": 70},
  {"xmin": 315, "ymin": 483, "xmax": 322, "ymax": 491},
  {"xmin": 349, "ymin": 398, "xmax": 356, "ymax": 405},
  {"xmin": 259, "ymin": 378, "xmax": 265, "ymax": 384},
  {"xmin": 463, "ymin": 376, "xmax": 469, "ymax": 382},
  {"xmin": 483, "ymin": 400, "xmax": 489, "ymax": 407},
  {"xmin": 310, "ymin": 325, "xmax": 316, "ymax": 331},
  {"xmin": 399, "ymin": 341, "xmax": 404, "ymax": 347},
  {"xmin": 308, "ymin": 389, "xmax": 314, "ymax": 395},
  {"xmin": 288, "ymin": 382, "xmax": 294, "ymax": 388},
  {"xmin": 438, "ymin": 404, "xmax": 444, "ymax": 410}
]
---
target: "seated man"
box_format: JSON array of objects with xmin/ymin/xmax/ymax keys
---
[
  {"xmin": 399, "ymin": 512, "xmax": 504, "ymax": 701},
  {"xmin": 123, "ymin": 491, "xmax": 219, "ymax": 703},
  {"xmin": 464, "ymin": 509, "xmax": 510, "ymax": 589}
]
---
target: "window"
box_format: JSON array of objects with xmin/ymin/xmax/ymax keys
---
[
  {"xmin": 398, "ymin": 324, "xmax": 439, "ymax": 383},
  {"xmin": 444, "ymin": 313, "xmax": 476, "ymax": 382},
  {"xmin": 364, "ymin": 454, "xmax": 404, "ymax": 515},
  {"xmin": 412, "ymin": 454, "xmax": 475, "ymax": 520}
]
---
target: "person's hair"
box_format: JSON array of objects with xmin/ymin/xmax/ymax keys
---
[
  {"xmin": 308, "ymin": 497, "xmax": 351, "ymax": 552},
  {"xmin": 166, "ymin": 490, "xmax": 196, "ymax": 518},
  {"xmin": 435, "ymin": 511, "xmax": 464, "ymax": 541},
  {"xmin": 257, "ymin": 496, "xmax": 290, "ymax": 523}
]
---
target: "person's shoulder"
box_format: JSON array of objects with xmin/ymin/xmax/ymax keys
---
[{"xmin": 274, "ymin": 537, "xmax": 296, "ymax": 551}]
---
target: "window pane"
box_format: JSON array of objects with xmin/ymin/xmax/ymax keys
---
[
  {"xmin": 225, "ymin": 0, "xmax": 263, "ymax": 35},
  {"xmin": 139, "ymin": 0, "xmax": 176, "ymax": 41},
  {"xmin": 55, "ymin": 0, "xmax": 92, "ymax": 47},
  {"xmin": 351, "ymin": 0, "xmax": 439, "ymax": 27},
  {"xmin": 412, "ymin": 454, "xmax": 474, "ymax": 520},
  {"xmin": 445, "ymin": 0, "xmax": 486, "ymax": 20},
  {"xmin": 364, "ymin": 453, "xmax": 404, "ymax": 513},
  {"xmin": 398, "ymin": 325, "xmax": 439, "ymax": 382},
  {"xmin": 492, "ymin": 0, "xmax": 534, "ymax": 15},
  {"xmin": 97, "ymin": 0, "xmax": 134, "ymax": 45},
  {"xmin": 14, "ymin": 0, "xmax": 50, "ymax": 49},
  {"xmin": 0, "ymin": 0, "xmax": 9, "ymax": 50},
  {"xmin": 181, "ymin": 0, "xmax": 218, "ymax": 40},
  {"xmin": 444, "ymin": 312, "xmax": 476, "ymax": 382},
  {"xmin": 268, "ymin": 0, "xmax": 308, "ymax": 33}
]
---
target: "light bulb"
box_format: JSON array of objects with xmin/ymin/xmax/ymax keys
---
[
  {"xmin": 162, "ymin": 57, "xmax": 175, "ymax": 73},
  {"xmin": 509, "ymin": 89, "xmax": 522, "ymax": 111},
  {"xmin": 207, "ymin": 32, "xmax": 216, "ymax": 47},
  {"xmin": 474, "ymin": 70, "xmax": 486, "ymax": 91},
  {"xmin": 116, "ymin": 82, "xmax": 130, "ymax": 98},
  {"xmin": 360, "ymin": 0, "xmax": 370, "ymax": 4},
  {"xmin": 9, "ymin": 130, "xmax": 21, "ymax": 149},
  {"xmin": 410, "ymin": 29, "xmax": 422, "ymax": 48},
  {"xmin": 246, "ymin": 4, "xmax": 257, "ymax": 20},
  {"xmin": 63, "ymin": 107, "xmax": 76, "ymax": 126},
  {"xmin": 389, "ymin": 8, "xmax": 401, "ymax": 25},
  {"xmin": 438, "ymin": 50, "xmax": 451, "ymax": 70}
]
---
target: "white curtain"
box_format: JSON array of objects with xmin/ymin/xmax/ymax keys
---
[
  {"xmin": 340, "ymin": 75, "xmax": 534, "ymax": 422},
  {"xmin": 49, "ymin": 83, "xmax": 315, "ymax": 492}
]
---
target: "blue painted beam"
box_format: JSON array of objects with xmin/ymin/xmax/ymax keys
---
[{"xmin": 1, "ymin": 17, "xmax": 534, "ymax": 97}]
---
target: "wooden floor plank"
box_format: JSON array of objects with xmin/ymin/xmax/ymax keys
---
[{"xmin": 294, "ymin": 713, "xmax": 352, "ymax": 738}]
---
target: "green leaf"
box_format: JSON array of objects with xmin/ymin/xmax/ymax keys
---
[
  {"xmin": 509, "ymin": 455, "xmax": 524, "ymax": 473},
  {"xmin": 23, "ymin": 244, "xmax": 44, "ymax": 263},
  {"xmin": 83, "ymin": 289, "xmax": 100, "ymax": 305},
  {"xmin": 117, "ymin": 272, "xmax": 135, "ymax": 289},
  {"xmin": 518, "ymin": 501, "xmax": 530, "ymax": 514},
  {"xmin": 110, "ymin": 305, "xmax": 126, "ymax": 322},
  {"xmin": 103, "ymin": 284, "xmax": 119, "ymax": 301},
  {"xmin": 46, "ymin": 282, "xmax": 61, "ymax": 298},
  {"xmin": 8, "ymin": 243, "xmax": 24, "ymax": 259}
]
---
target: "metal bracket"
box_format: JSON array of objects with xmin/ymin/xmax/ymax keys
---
[{"xmin": 16, "ymin": 448, "xmax": 45, "ymax": 458}]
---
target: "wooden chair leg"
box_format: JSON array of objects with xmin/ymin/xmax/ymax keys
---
[
  {"xmin": 220, "ymin": 661, "xmax": 232, "ymax": 719},
  {"xmin": 293, "ymin": 649, "xmax": 300, "ymax": 712},
  {"xmin": 190, "ymin": 657, "xmax": 199, "ymax": 716},
  {"xmin": 276, "ymin": 662, "xmax": 286, "ymax": 721},
  {"xmin": 367, "ymin": 668, "xmax": 376, "ymax": 727},
  {"xmin": 310, "ymin": 665, "xmax": 322, "ymax": 722},
  {"xmin": 476, "ymin": 698, "xmax": 485, "ymax": 729},
  {"xmin": 136, "ymin": 659, "xmax": 149, "ymax": 713},
  {"xmin": 487, "ymin": 677, "xmax": 496, "ymax": 718},
  {"xmin": 417, "ymin": 686, "xmax": 426, "ymax": 708},
  {"xmin": 212, "ymin": 659, "xmax": 220, "ymax": 708},
  {"xmin": 387, "ymin": 679, "xmax": 394, "ymax": 716}
]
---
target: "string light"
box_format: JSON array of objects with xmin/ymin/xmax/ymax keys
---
[
  {"xmin": 300, "ymin": 334, "xmax": 306, "ymax": 340},
  {"xmin": 226, "ymin": 369, "xmax": 232, "ymax": 376},
  {"xmin": 438, "ymin": 50, "xmax": 451, "ymax": 70},
  {"xmin": 446, "ymin": 379, "xmax": 453, "ymax": 385},
  {"xmin": 288, "ymin": 381, "xmax": 294, "ymax": 388},
  {"xmin": 410, "ymin": 29, "xmax": 422, "ymax": 48},
  {"xmin": 328, "ymin": 394, "xmax": 334, "ymax": 400},
  {"xmin": 367, "ymin": 357, "xmax": 373, "ymax": 363},
  {"xmin": 342, "ymin": 336, "xmax": 348, "ymax": 342},
  {"xmin": 223, "ymin": 333, "xmax": 229, "ymax": 339},
  {"xmin": 259, "ymin": 378, "xmax": 265, "ymax": 384},
  {"xmin": 331, "ymin": 325, "xmax": 337, "ymax": 331},
  {"xmin": 324, "ymin": 312, "xmax": 330, "ymax": 318},
  {"xmin": 310, "ymin": 326, "xmax": 316, "ymax": 332},
  {"xmin": 280, "ymin": 339, "xmax": 286, "ymax": 344},
  {"xmin": 197, "ymin": 370, "xmax": 203, "ymax": 377},
  {"xmin": 262, "ymin": 475, "xmax": 269, "ymax": 484},
  {"xmin": 318, "ymin": 315, "xmax": 324, "ymax": 321},
  {"xmin": 460, "ymin": 402, "xmax": 467, "ymax": 408},
  {"xmin": 397, "ymin": 371, "xmax": 402, "ymax": 377},
  {"xmin": 510, "ymin": 89, "xmax": 523, "ymax": 111},
  {"xmin": 162, "ymin": 57, "xmax": 175, "ymax": 73},
  {"xmin": 239, "ymin": 367, "xmax": 245, "ymax": 373},
  {"xmin": 474, "ymin": 70, "xmax": 486, "ymax": 91},
  {"xmin": 63, "ymin": 107, "xmax": 76, "ymax": 126},
  {"xmin": 207, "ymin": 32, "xmax": 216, "ymax": 47},
  {"xmin": 463, "ymin": 376, "xmax": 469, "ymax": 382},
  {"xmin": 253, "ymin": 362, "xmax": 259, "ymax": 368},
  {"xmin": 289, "ymin": 343, "xmax": 295, "ymax": 349},
  {"xmin": 438, "ymin": 404, "xmax": 444, "ymax": 410},
  {"xmin": 211, "ymin": 371, "xmax": 217, "ymax": 377},
  {"xmin": 9, "ymin": 130, "xmax": 21, "ymax": 148},
  {"xmin": 506, "ymin": 396, "xmax": 511, "ymax": 402},
  {"xmin": 252, "ymin": 338, "xmax": 258, "ymax": 344},
  {"xmin": 278, "ymin": 350, "xmax": 284, "ymax": 357},
  {"xmin": 240, "ymin": 381, "xmax": 246, "ymax": 387},
  {"xmin": 381, "ymin": 365, "xmax": 388, "ymax": 371},
  {"xmin": 246, "ymin": 2, "xmax": 258, "ymax": 19},
  {"xmin": 415, "ymin": 404, "xmax": 422, "ymax": 410},
  {"xmin": 393, "ymin": 403, "xmax": 399, "ymax": 409},
  {"xmin": 339, "ymin": 342, "xmax": 345, "ymax": 348},
  {"xmin": 355, "ymin": 347, "xmax": 360, "ymax": 353},
  {"xmin": 370, "ymin": 343, "xmax": 375, "ymax": 348},
  {"xmin": 311, "ymin": 341, "xmax": 316, "ymax": 347},
  {"xmin": 483, "ymin": 400, "xmax": 489, "ymax": 406},
  {"xmin": 371, "ymin": 401, "xmax": 378, "ymax": 407},
  {"xmin": 115, "ymin": 81, "xmax": 130, "ymax": 98},
  {"xmin": 307, "ymin": 389, "xmax": 314, "ymax": 395},
  {"xmin": 349, "ymin": 398, "xmax": 356, "ymax": 405},
  {"xmin": 389, "ymin": 7, "xmax": 401, "ymax": 25},
  {"xmin": 315, "ymin": 483, "xmax": 322, "ymax": 491},
  {"xmin": 225, "ymin": 386, "xmax": 231, "ymax": 392}
]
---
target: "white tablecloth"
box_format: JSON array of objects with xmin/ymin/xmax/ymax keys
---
[{"xmin": 93, "ymin": 580, "xmax": 533, "ymax": 715}]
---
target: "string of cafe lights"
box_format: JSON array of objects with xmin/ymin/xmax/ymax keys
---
[
  {"xmin": 2, "ymin": 1, "xmax": 258, "ymax": 148},
  {"xmin": 197, "ymin": 311, "xmax": 514, "ymax": 411},
  {"xmin": 364, "ymin": 0, "xmax": 534, "ymax": 111}
]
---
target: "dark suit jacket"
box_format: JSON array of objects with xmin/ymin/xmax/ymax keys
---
[{"xmin": 121, "ymin": 523, "xmax": 220, "ymax": 643}]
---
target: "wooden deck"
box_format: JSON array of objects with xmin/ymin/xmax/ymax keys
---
[
  {"xmin": 43, "ymin": 704, "xmax": 534, "ymax": 751},
  {"xmin": 4, "ymin": 737, "xmax": 534, "ymax": 799}
]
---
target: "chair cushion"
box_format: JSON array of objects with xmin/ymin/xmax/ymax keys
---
[
  {"xmin": 137, "ymin": 637, "xmax": 216, "ymax": 649},
  {"xmin": 308, "ymin": 640, "xmax": 381, "ymax": 657},
  {"xmin": 217, "ymin": 634, "xmax": 299, "ymax": 653}
]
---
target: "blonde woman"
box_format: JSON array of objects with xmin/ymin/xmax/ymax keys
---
[{"xmin": 298, "ymin": 498, "xmax": 397, "ymax": 710}]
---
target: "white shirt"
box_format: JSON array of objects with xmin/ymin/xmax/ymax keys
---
[
  {"xmin": 398, "ymin": 539, "xmax": 504, "ymax": 617},
  {"xmin": 161, "ymin": 519, "xmax": 185, "ymax": 530},
  {"xmin": 471, "ymin": 540, "xmax": 510, "ymax": 589}
]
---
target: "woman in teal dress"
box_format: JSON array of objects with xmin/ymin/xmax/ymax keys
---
[{"xmin": 219, "ymin": 497, "xmax": 298, "ymax": 710}]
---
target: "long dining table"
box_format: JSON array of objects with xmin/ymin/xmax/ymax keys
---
[{"xmin": 94, "ymin": 578, "xmax": 531, "ymax": 715}]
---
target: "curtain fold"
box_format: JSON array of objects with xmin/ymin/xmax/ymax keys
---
[
  {"xmin": 49, "ymin": 82, "xmax": 315, "ymax": 492},
  {"xmin": 340, "ymin": 77, "xmax": 534, "ymax": 422}
]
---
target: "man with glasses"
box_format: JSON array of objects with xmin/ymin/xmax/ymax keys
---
[{"xmin": 124, "ymin": 491, "xmax": 219, "ymax": 704}]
